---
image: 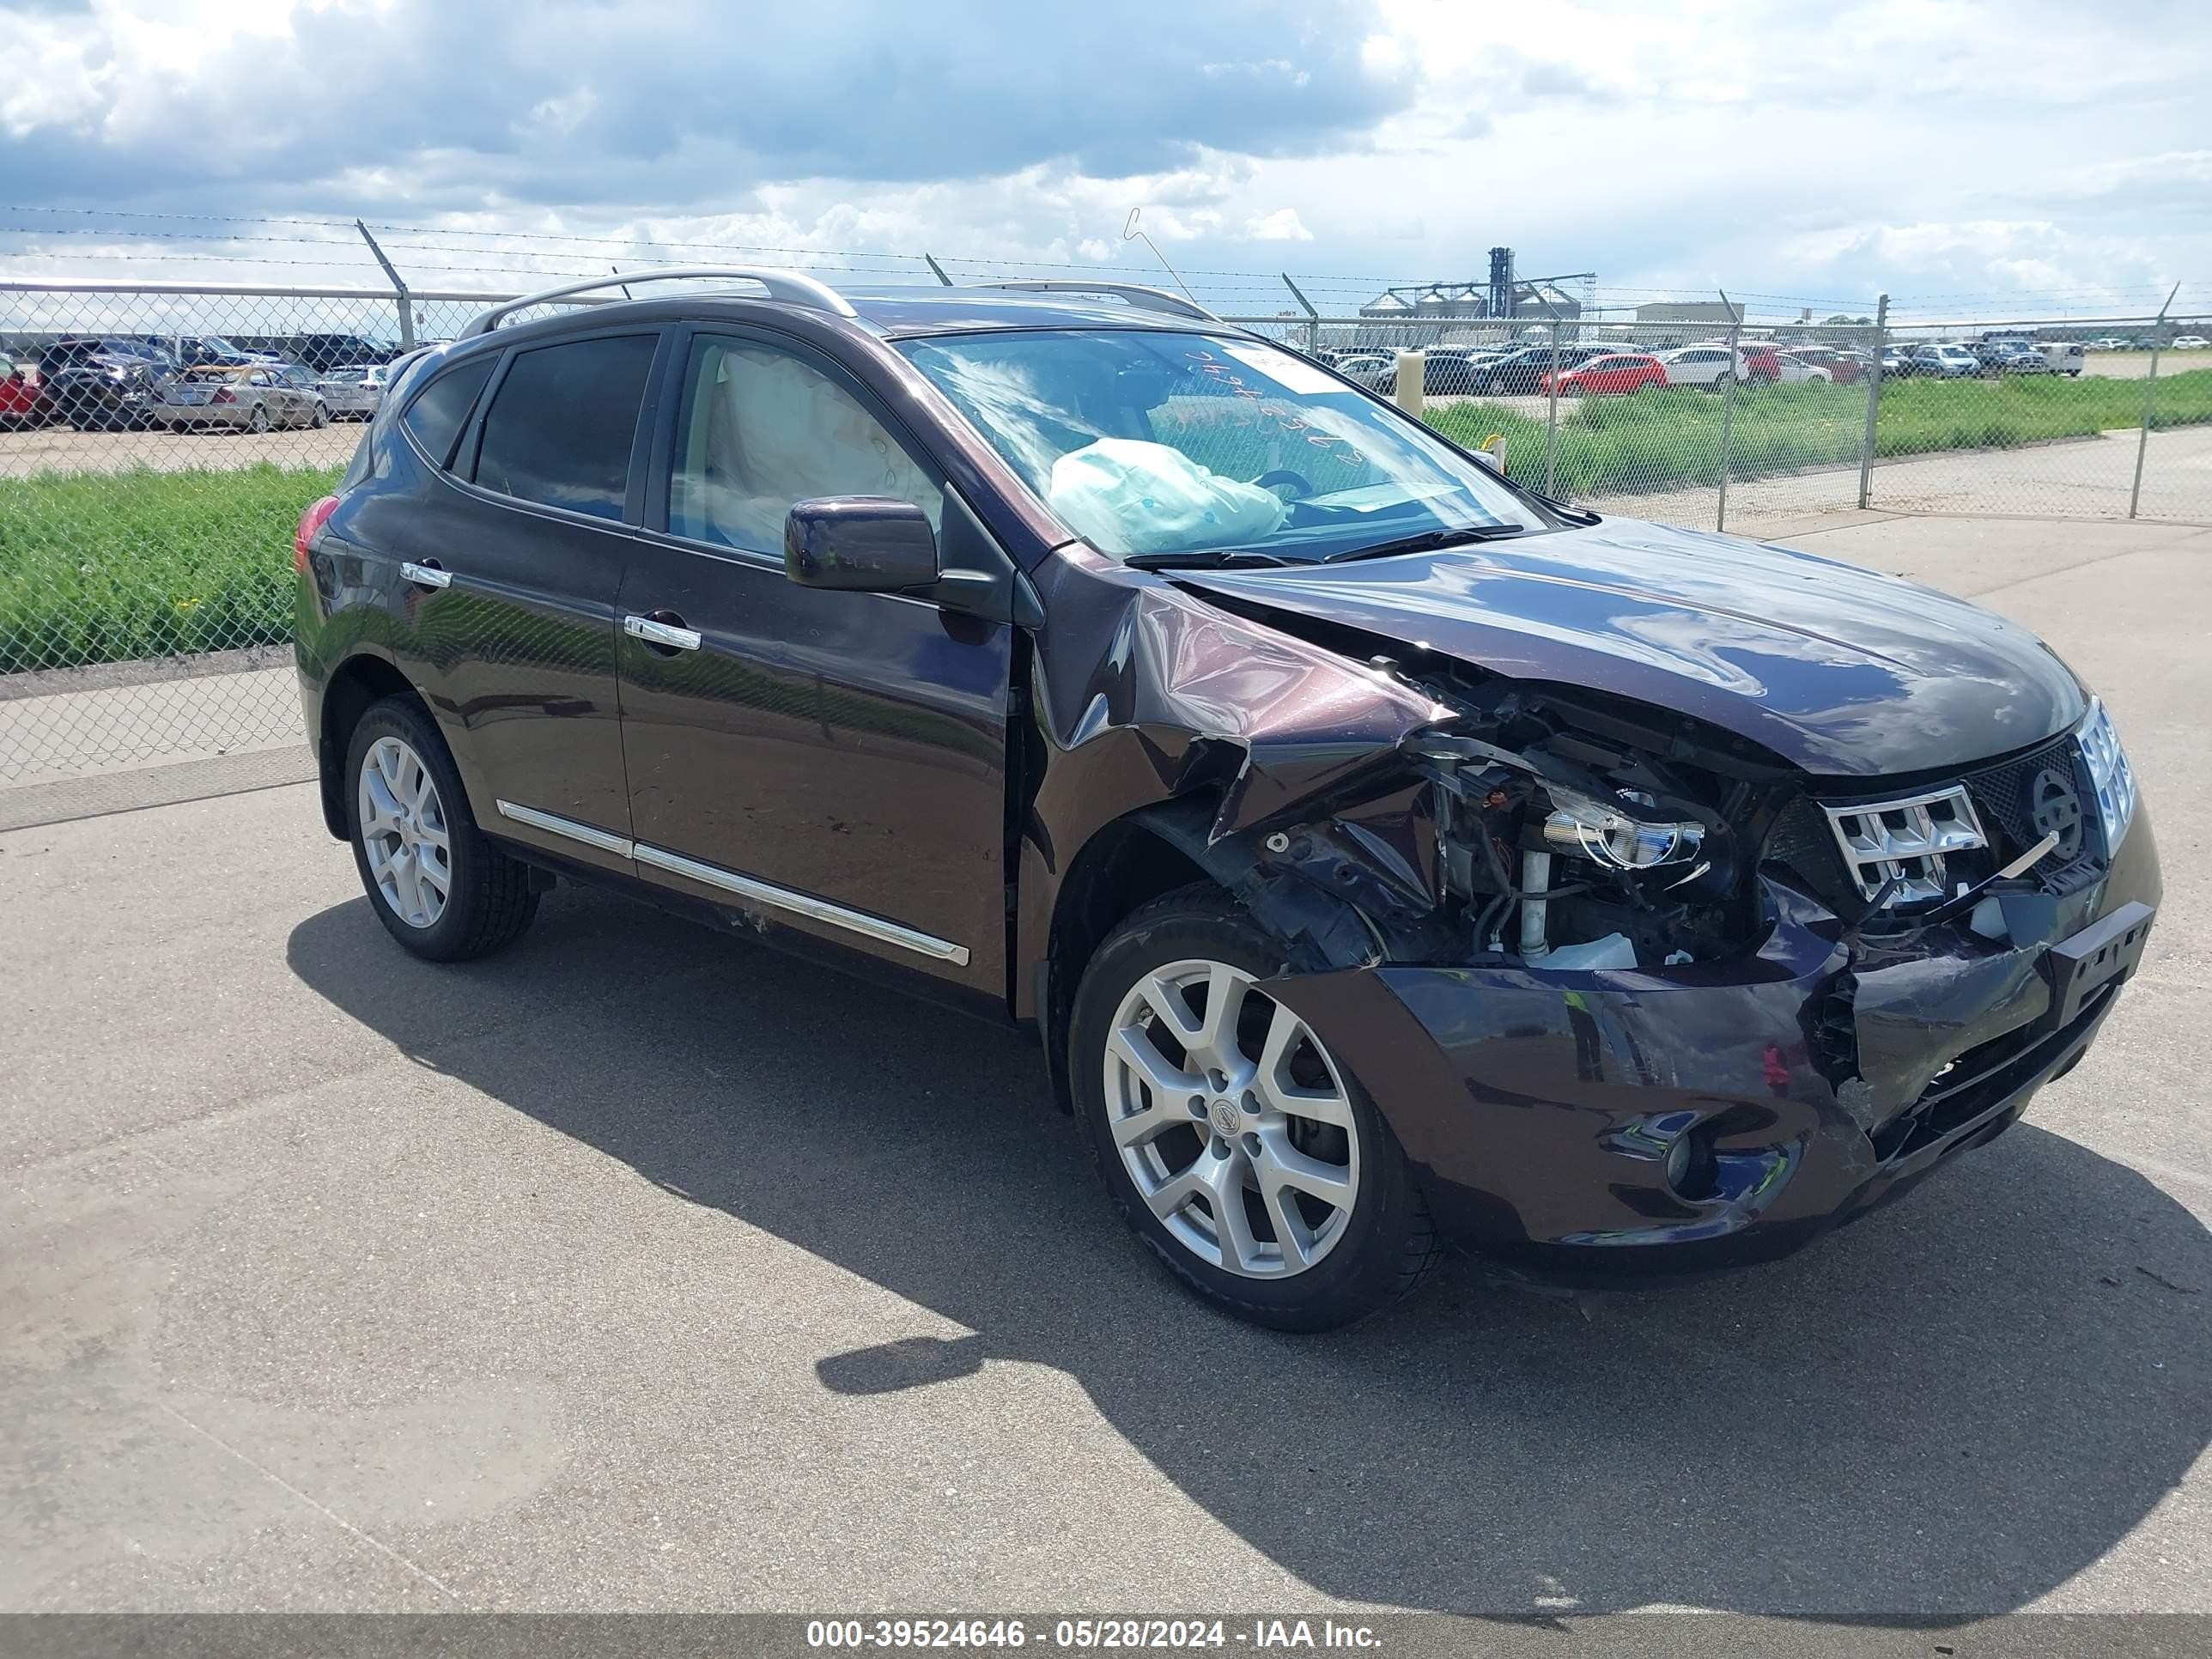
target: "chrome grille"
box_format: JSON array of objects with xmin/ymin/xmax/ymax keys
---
[{"xmin": 1821, "ymin": 785, "xmax": 1989, "ymax": 905}]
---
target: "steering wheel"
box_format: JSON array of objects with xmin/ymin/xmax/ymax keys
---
[{"xmin": 1254, "ymin": 468, "xmax": 1315, "ymax": 499}]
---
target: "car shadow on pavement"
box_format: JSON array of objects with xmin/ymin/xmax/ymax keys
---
[{"xmin": 288, "ymin": 885, "xmax": 2212, "ymax": 1618}]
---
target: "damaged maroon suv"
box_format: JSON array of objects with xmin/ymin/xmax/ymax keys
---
[{"xmin": 294, "ymin": 270, "xmax": 2159, "ymax": 1330}]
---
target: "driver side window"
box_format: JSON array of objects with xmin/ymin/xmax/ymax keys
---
[{"xmin": 669, "ymin": 337, "xmax": 942, "ymax": 554}]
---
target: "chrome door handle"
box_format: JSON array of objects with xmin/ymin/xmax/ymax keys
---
[
  {"xmin": 624, "ymin": 613, "xmax": 702, "ymax": 652},
  {"xmin": 400, "ymin": 561, "xmax": 451, "ymax": 589}
]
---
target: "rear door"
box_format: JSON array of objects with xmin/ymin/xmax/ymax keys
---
[
  {"xmin": 613, "ymin": 326, "xmax": 1014, "ymax": 999},
  {"xmin": 374, "ymin": 329, "xmax": 669, "ymax": 875}
]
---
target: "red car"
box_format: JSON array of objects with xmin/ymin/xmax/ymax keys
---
[
  {"xmin": 0, "ymin": 361, "xmax": 51, "ymax": 426},
  {"xmin": 1540, "ymin": 352, "xmax": 1668, "ymax": 396},
  {"xmin": 1738, "ymin": 343, "xmax": 1785, "ymax": 385}
]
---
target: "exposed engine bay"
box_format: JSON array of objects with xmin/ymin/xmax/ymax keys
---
[{"xmin": 1220, "ymin": 640, "xmax": 2102, "ymax": 979}]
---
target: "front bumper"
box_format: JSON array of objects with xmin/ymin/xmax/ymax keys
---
[{"xmin": 1267, "ymin": 806, "xmax": 2162, "ymax": 1283}]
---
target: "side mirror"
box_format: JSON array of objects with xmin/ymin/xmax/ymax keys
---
[{"xmin": 784, "ymin": 496, "xmax": 941, "ymax": 592}]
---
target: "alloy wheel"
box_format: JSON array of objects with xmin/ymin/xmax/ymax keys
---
[
  {"xmin": 1102, "ymin": 958, "xmax": 1360, "ymax": 1279},
  {"xmin": 358, "ymin": 735, "xmax": 452, "ymax": 929}
]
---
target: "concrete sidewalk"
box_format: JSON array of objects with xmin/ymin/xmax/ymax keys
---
[{"xmin": 3, "ymin": 513, "xmax": 2209, "ymax": 1616}]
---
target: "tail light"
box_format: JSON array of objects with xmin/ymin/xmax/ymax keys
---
[
  {"xmin": 210, "ymin": 386, "xmax": 235, "ymax": 404},
  {"xmin": 295, "ymin": 495, "xmax": 340, "ymax": 573}
]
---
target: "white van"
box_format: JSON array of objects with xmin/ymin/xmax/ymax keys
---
[{"xmin": 2037, "ymin": 341, "xmax": 2085, "ymax": 376}]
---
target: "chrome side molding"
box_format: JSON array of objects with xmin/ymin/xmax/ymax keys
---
[
  {"xmin": 634, "ymin": 842, "xmax": 971, "ymax": 966},
  {"xmin": 491, "ymin": 800, "xmax": 969, "ymax": 966},
  {"xmin": 494, "ymin": 799, "xmax": 635, "ymax": 858}
]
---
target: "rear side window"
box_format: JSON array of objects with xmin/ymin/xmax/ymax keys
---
[
  {"xmin": 475, "ymin": 334, "xmax": 659, "ymax": 522},
  {"xmin": 401, "ymin": 358, "xmax": 495, "ymax": 470}
]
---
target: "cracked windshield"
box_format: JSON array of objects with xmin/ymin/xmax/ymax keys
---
[{"xmin": 900, "ymin": 329, "xmax": 1540, "ymax": 562}]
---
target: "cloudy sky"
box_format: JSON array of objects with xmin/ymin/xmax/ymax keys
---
[{"xmin": 3, "ymin": 0, "xmax": 2207, "ymax": 319}]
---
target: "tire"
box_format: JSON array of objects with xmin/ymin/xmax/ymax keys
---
[
  {"xmin": 248, "ymin": 404, "xmax": 270, "ymax": 434},
  {"xmin": 344, "ymin": 696, "xmax": 538, "ymax": 962},
  {"xmin": 1069, "ymin": 885, "xmax": 1438, "ymax": 1332},
  {"xmin": 311, "ymin": 401, "xmax": 330, "ymax": 429}
]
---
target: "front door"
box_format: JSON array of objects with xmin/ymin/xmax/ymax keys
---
[{"xmin": 615, "ymin": 329, "xmax": 1013, "ymax": 999}]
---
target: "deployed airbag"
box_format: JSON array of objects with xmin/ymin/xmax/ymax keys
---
[{"xmin": 1046, "ymin": 438, "xmax": 1286, "ymax": 556}]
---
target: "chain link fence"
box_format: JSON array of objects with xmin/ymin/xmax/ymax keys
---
[
  {"xmin": 1228, "ymin": 301, "xmax": 2212, "ymax": 529},
  {"xmin": 4, "ymin": 270, "xmax": 2210, "ymax": 800}
]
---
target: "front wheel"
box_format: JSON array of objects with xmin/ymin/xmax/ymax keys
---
[
  {"xmin": 345, "ymin": 696, "xmax": 538, "ymax": 961},
  {"xmin": 310, "ymin": 400, "xmax": 330, "ymax": 428},
  {"xmin": 1070, "ymin": 887, "xmax": 1437, "ymax": 1331}
]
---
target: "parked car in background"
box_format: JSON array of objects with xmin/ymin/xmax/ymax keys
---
[
  {"xmin": 1879, "ymin": 345, "xmax": 1921, "ymax": 378},
  {"xmin": 1738, "ymin": 343, "xmax": 1784, "ymax": 384},
  {"xmin": 1656, "ymin": 343, "xmax": 1782, "ymax": 388},
  {"xmin": 1333, "ymin": 354, "xmax": 1397, "ymax": 393},
  {"xmin": 1423, "ymin": 347, "xmax": 1501, "ymax": 395},
  {"xmin": 2086, "ymin": 337, "xmax": 2129, "ymax": 352},
  {"xmin": 1, "ymin": 359, "xmax": 52, "ymax": 426},
  {"xmin": 147, "ymin": 334, "xmax": 255, "ymax": 368},
  {"xmin": 153, "ymin": 363, "xmax": 331, "ymax": 431},
  {"xmin": 1772, "ymin": 352, "xmax": 1832, "ymax": 385},
  {"xmin": 1973, "ymin": 340, "xmax": 2051, "ymax": 375},
  {"xmin": 36, "ymin": 337, "xmax": 173, "ymax": 429},
  {"xmin": 2170, "ymin": 335, "xmax": 2210, "ymax": 351},
  {"xmin": 313, "ymin": 363, "xmax": 393, "ymax": 420},
  {"xmin": 294, "ymin": 270, "xmax": 2160, "ymax": 1331},
  {"xmin": 1910, "ymin": 344, "xmax": 1982, "ymax": 380},
  {"xmin": 1469, "ymin": 343, "xmax": 1615, "ymax": 395},
  {"xmin": 289, "ymin": 333, "xmax": 398, "ymax": 372},
  {"xmin": 1780, "ymin": 346, "xmax": 1862, "ymax": 385},
  {"xmin": 2038, "ymin": 341, "xmax": 2085, "ymax": 376},
  {"xmin": 228, "ymin": 332, "xmax": 398, "ymax": 372},
  {"xmin": 1540, "ymin": 352, "xmax": 1668, "ymax": 396}
]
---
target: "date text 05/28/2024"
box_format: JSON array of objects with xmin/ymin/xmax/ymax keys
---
[{"xmin": 805, "ymin": 1619, "xmax": 1382, "ymax": 1650}]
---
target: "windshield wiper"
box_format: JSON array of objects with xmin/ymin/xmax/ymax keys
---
[
  {"xmin": 1123, "ymin": 549, "xmax": 1296, "ymax": 570},
  {"xmin": 1318, "ymin": 525, "xmax": 1529, "ymax": 564}
]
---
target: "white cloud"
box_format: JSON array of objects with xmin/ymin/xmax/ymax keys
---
[
  {"xmin": 1, "ymin": 0, "xmax": 2206, "ymax": 319},
  {"xmin": 1245, "ymin": 208, "xmax": 1315, "ymax": 242}
]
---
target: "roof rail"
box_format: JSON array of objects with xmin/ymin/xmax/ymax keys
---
[
  {"xmin": 460, "ymin": 266, "xmax": 858, "ymax": 337},
  {"xmin": 969, "ymin": 280, "xmax": 1220, "ymax": 323}
]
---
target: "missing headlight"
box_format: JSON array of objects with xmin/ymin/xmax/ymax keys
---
[{"xmin": 1541, "ymin": 787, "xmax": 1705, "ymax": 870}]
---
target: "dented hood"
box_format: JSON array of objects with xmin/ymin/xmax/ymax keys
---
[{"xmin": 1177, "ymin": 519, "xmax": 2087, "ymax": 778}]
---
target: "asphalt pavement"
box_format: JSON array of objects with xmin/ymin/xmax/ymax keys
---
[{"xmin": 3, "ymin": 514, "xmax": 2209, "ymax": 1616}]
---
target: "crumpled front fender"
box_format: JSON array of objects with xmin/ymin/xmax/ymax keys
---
[{"xmin": 1016, "ymin": 549, "xmax": 1464, "ymax": 1019}]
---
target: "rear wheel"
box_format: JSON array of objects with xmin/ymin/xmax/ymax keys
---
[
  {"xmin": 344, "ymin": 697, "xmax": 538, "ymax": 961},
  {"xmin": 1071, "ymin": 887, "xmax": 1437, "ymax": 1331}
]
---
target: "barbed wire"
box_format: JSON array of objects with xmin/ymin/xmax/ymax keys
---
[{"xmin": 4, "ymin": 207, "xmax": 2207, "ymax": 319}]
